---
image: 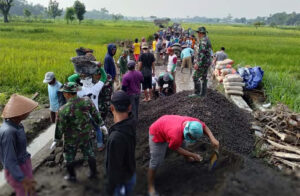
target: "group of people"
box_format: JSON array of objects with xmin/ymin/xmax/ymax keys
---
[
  {"xmin": 150, "ymin": 25, "xmax": 214, "ymax": 97},
  {"xmin": 0, "ymin": 25, "xmax": 222, "ymax": 196}
]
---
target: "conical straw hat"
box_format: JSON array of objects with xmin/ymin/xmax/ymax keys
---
[{"xmin": 2, "ymin": 94, "xmax": 38, "ymax": 118}]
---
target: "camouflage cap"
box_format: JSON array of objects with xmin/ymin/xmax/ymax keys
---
[
  {"xmin": 196, "ymin": 26, "xmax": 208, "ymax": 34},
  {"xmin": 59, "ymin": 82, "xmax": 81, "ymax": 93}
]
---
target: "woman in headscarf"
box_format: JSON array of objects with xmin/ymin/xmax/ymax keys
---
[{"xmin": 0, "ymin": 94, "xmax": 38, "ymax": 196}]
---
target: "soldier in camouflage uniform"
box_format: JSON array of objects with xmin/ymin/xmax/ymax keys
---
[
  {"xmin": 98, "ymin": 74, "xmax": 113, "ymax": 121},
  {"xmin": 55, "ymin": 82, "xmax": 103, "ymax": 181},
  {"xmin": 189, "ymin": 27, "xmax": 212, "ymax": 97}
]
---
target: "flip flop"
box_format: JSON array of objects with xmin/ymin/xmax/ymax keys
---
[
  {"xmin": 148, "ymin": 191, "xmax": 160, "ymax": 196},
  {"xmin": 97, "ymin": 146, "xmax": 105, "ymax": 152}
]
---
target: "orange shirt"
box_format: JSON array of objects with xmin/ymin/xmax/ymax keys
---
[{"xmin": 191, "ymin": 39, "xmax": 196, "ymax": 49}]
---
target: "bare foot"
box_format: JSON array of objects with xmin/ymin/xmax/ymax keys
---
[{"xmin": 148, "ymin": 187, "xmax": 158, "ymax": 196}]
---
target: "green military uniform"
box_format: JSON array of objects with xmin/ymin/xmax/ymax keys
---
[
  {"xmin": 119, "ymin": 55, "xmax": 128, "ymax": 82},
  {"xmin": 98, "ymin": 74, "xmax": 113, "ymax": 121},
  {"xmin": 192, "ymin": 27, "xmax": 212, "ymax": 96},
  {"xmin": 55, "ymin": 83, "xmax": 103, "ymax": 163}
]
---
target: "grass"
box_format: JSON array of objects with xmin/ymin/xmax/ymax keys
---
[
  {"xmin": 0, "ymin": 21, "xmax": 154, "ymax": 100},
  {"xmin": 0, "ymin": 21, "xmax": 299, "ymax": 111},
  {"xmin": 185, "ymin": 24, "xmax": 300, "ymax": 111}
]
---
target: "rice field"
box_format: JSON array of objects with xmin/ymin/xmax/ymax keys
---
[{"xmin": 0, "ymin": 21, "xmax": 299, "ymax": 111}]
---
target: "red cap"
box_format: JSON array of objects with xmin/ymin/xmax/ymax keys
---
[{"xmin": 167, "ymin": 47, "xmax": 173, "ymax": 54}]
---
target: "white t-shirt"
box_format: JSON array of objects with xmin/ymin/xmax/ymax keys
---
[
  {"xmin": 167, "ymin": 54, "xmax": 177, "ymax": 72},
  {"xmin": 77, "ymin": 80, "xmax": 104, "ymax": 111}
]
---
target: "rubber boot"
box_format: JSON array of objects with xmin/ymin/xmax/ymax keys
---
[
  {"xmin": 88, "ymin": 158, "xmax": 97, "ymax": 179},
  {"xmin": 201, "ymin": 79, "xmax": 207, "ymax": 97},
  {"xmin": 64, "ymin": 162, "xmax": 76, "ymax": 182}
]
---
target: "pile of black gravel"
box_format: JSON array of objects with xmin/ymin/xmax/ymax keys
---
[{"xmin": 136, "ymin": 89, "xmax": 254, "ymax": 160}]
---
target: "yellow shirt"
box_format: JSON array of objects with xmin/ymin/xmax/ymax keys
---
[
  {"xmin": 152, "ymin": 40, "xmax": 157, "ymax": 51},
  {"xmin": 133, "ymin": 43, "xmax": 141, "ymax": 55}
]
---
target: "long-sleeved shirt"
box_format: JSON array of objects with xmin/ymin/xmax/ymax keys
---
[
  {"xmin": 0, "ymin": 120, "xmax": 31, "ymax": 182},
  {"xmin": 106, "ymin": 116, "xmax": 136, "ymax": 194},
  {"xmin": 77, "ymin": 68, "xmax": 107, "ymax": 111},
  {"xmin": 55, "ymin": 96, "xmax": 103, "ymax": 145},
  {"xmin": 118, "ymin": 56, "xmax": 128, "ymax": 75},
  {"xmin": 104, "ymin": 44, "xmax": 117, "ymax": 80},
  {"xmin": 196, "ymin": 36, "xmax": 212, "ymax": 67},
  {"xmin": 48, "ymin": 81, "xmax": 63, "ymax": 112},
  {"xmin": 180, "ymin": 48, "xmax": 194, "ymax": 59}
]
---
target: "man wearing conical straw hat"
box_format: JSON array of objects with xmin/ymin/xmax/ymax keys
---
[{"xmin": 0, "ymin": 94, "xmax": 38, "ymax": 196}]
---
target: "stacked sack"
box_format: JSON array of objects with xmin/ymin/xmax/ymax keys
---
[
  {"xmin": 223, "ymin": 74, "xmax": 245, "ymax": 96},
  {"xmin": 214, "ymin": 59, "xmax": 236, "ymax": 83}
]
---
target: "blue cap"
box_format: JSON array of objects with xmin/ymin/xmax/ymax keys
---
[{"xmin": 183, "ymin": 121, "xmax": 203, "ymax": 143}]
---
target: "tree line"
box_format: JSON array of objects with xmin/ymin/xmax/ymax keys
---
[
  {"xmin": 0, "ymin": 0, "xmax": 124, "ymax": 23},
  {"xmin": 174, "ymin": 12, "xmax": 300, "ymax": 26}
]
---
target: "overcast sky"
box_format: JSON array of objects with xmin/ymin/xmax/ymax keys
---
[{"xmin": 28, "ymin": 0, "xmax": 300, "ymax": 18}]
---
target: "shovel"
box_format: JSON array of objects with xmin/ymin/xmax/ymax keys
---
[{"xmin": 208, "ymin": 149, "xmax": 219, "ymax": 171}]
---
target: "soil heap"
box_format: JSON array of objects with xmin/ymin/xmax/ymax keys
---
[
  {"xmin": 13, "ymin": 90, "xmax": 299, "ymax": 196},
  {"xmin": 136, "ymin": 90, "xmax": 254, "ymax": 158}
]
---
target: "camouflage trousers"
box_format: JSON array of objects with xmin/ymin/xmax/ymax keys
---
[
  {"xmin": 193, "ymin": 67, "xmax": 209, "ymax": 95},
  {"xmin": 64, "ymin": 141, "xmax": 95, "ymax": 163},
  {"xmin": 98, "ymin": 82, "xmax": 113, "ymax": 121},
  {"xmin": 99, "ymin": 102, "xmax": 110, "ymax": 121}
]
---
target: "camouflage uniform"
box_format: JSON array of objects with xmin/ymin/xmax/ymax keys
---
[
  {"xmin": 98, "ymin": 74, "xmax": 113, "ymax": 121},
  {"xmin": 55, "ymin": 96, "xmax": 102, "ymax": 163},
  {"xmin": 193, "ymin": 33, "xmax": 212, "ymax": 96},
  {"xmin": 119, "ymin": 54, "xmax": 128, "ymax": 82}
]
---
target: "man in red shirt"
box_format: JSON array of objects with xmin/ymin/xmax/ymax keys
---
[{"xmin": 147, "ymin": 115, "xmax": 219, "ymax": 196}]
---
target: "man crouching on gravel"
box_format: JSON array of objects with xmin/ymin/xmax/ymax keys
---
[{"xmin": 147, "ymin": 115, "xmax": 219, "ymax": 196}]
